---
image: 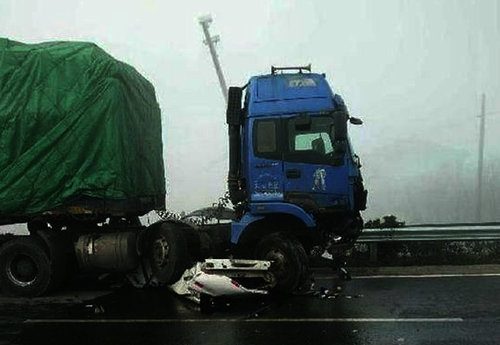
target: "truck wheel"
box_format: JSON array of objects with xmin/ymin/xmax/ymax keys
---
[
  {"xmin": 0, "ymin": 237, "xmax": 53, "ymax": 297},
  {"xmin": 255, "ymin": 232, "xmax": 309, "ymax": 293},
  {"xmin": 148, "ymin": 223, "xmax": 190, "ymax": 285}
]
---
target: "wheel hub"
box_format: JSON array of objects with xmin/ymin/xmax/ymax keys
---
[
  {"xmin": 153, "ymin": 235, "xmax": 170, "ymax": 269},
  {"xmin": 266, "ymin": 249, "xmax": 290, "ymax": 279},
  {"xmin": 7, "ymin": 254, "xmax": 38, "ymax": 287}
]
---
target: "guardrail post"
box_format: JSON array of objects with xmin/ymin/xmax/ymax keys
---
[{"xmin": 369, "ymin": 243, "xmax": 378, "ymax": 263}]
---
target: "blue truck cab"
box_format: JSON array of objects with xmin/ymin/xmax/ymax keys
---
[{"xmin": 226, "ymin": 66, "xmax": 367, "ymax": 291}]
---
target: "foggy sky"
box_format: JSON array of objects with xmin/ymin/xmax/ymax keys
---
[{"xmin": 1, "ymin": 0, "xmax": 499, "ymax": 225}]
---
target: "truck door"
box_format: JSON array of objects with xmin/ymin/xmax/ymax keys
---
[
  {"xmin": 247, "ymin": 118, "xmax": 284, "ymax": 202},
  {"xmin": 282, "ymin": 114, "xmax": 349, "ymax": 211}
]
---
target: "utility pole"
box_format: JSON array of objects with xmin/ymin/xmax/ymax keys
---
[
  {"xmin": 199, "ymin": 15, "xmax": 228, "ymax": 105},
  {"xmin": 476, "ymin": 93, "xmax": 486, "ymax": 222}
]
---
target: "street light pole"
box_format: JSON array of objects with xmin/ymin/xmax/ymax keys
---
[
  {"xmin": 199, "ymin": 15, "xmax": 228, "ymax": 105},
  {"xmin": 476, "ymin": 93, "xmax": 486, "ymax": 222}
]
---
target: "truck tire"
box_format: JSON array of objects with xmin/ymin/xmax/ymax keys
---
[
  {"xmin": 0, "ymin": 237, "xmax": 54, "ymax": 297},
  {"xmin": 147, "ymin": 223, "xmax": 190, "ymax": 285},
  {"xmin": 255, "ymin": 232, "xmax": 309, "ymax": 293}
]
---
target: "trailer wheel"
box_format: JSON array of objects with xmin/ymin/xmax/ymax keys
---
[
  {"xmin": 148, "ymin": 223, "xmax": 190, "ymax": 285},
  {"xmin": 0, "ymin": 237, "xmax": 53, "ymax": 297},
  {"xmin": 255, "ymin": 232, "xmax": 309, "ymax": 293}
]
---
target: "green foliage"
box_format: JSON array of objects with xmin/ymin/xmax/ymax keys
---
[
  {"xmin": 352, "ymin": 240, "xmax": 500, "ymax": 266},
  {"xmin": 355, "ymin": 215, "xmax": 500, "ymax": 266},
  {"xmin": 156, "ymin": 192, "xmax": 234, "ymax": 226},
  {"xmin": 365, "ymin": 215, "xmax": 405, "ymax": 229}
]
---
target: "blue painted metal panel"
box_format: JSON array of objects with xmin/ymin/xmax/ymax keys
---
[
  {"xmin": 245, "ymin": 117, "xmax": 284, "ymax": 203},
  {"xmin": 283, "ymin": 160, "xmax": 351, "ymax": 208},
  {"xmin": 346, "ymin": 144, "xmax": 361, "ymax": 208},
  {"xmin": 249, "ymin": 202, "xmax": 316, "ymax": 227},
  {"xmin": 247, "ymin": 73, "xmax": 339, "ymax": 117},
  {"xmin": 237, "ymin": 70, "xmax": 364, "ymax": 236},
  {"xmin": 231, "ymin": 213, "xmax": 264, "ymax": 243},
  {"xmin": 252, "ymin": 74, "xmax": 329, "ymax": 101},
  {"xmin": 250, "ymin": 98, "xmax": 334, "ymax": 117},
  {"xmin": 231, "ymin": 202, "xmax": 317, "ymax": 245},
  {"xmin": 242, "ymin": 71, "xmax": 361, "ymax": 212}
]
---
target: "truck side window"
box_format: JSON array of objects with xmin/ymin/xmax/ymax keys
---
[
  {"xmin": 284, "ymin": 116, "xmax": 335, "ymax": 164},
  {"xmin": 294, "ymin": 133, "xmax": 333, "ymax": 155},
  {"xmin": 253, "ymin": 120, "xmax": 280, "ymax": 159}
]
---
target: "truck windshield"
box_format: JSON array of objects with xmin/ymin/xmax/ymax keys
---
[{"xmin": 284, "ymin": 115, "xmax": 335, "ymax": 164}]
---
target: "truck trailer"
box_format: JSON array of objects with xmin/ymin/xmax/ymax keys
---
[{"xmin": 0, "ymin": 39, "xmax": 367, "ymax": 297}]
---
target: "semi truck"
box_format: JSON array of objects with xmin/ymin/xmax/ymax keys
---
[{"xmin": 0, "ymin": 38, "xmax": 367, "ymax": 297}]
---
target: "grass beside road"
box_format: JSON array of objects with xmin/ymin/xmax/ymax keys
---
[
  {"xmin": 350, "ymin": 241, "xmax": 500, "ymax": 267},
  {"xmin": 349, "ymin": 264, "xmax": 500, "ymax": 277}
]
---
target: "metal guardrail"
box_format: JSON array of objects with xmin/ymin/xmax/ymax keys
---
[
  {"xmin": 358, "ymin": 224, "xmax": 500, "ymax": 243},
  {"xmin": 357, "ymin": 223, "xmax": 500, "ymax": 262}
]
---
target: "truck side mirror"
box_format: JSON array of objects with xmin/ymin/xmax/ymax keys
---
[
  {"xmin": 349, "ymin": 117, "xmax": 363, "ymax": 125},
  {"xmin": 226, "ymin": 87, "xmax": 242, "ymax": 125}
]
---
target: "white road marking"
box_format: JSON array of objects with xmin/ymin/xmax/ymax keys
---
[
  {"xmin": 354, "ymin": 273, "xmax": 500, "ymax": 279},
  {"xmin": 25, "ymin": 317, "xmax": 464, "ymax": 323},
  {"xmin": 316, "ymin": 273, "xmax": 500, "ymax": 279}
]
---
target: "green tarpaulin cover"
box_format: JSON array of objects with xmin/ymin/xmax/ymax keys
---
[{"xmin": 0, "ymin": 38, "xmax": 165, "ymax": 221}]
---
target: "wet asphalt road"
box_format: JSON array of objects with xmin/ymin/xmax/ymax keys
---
[{"xmin": 1, "ymin": 266, "xmax": 500, "ymax": 345}]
